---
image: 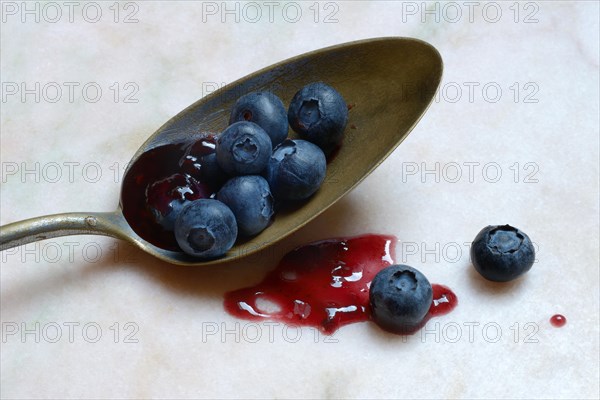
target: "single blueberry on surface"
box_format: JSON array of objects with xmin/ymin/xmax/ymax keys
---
[
  {"xmin": 369, "ymin": 265, "xmax": 433, "ymax": 333},
  {"xmin": 217, "ymin": 175, "xmax": 274, "ymax": 236},
  {"xmin": 174, "ymin": 199, "xmax": 238, "ymax": 259},
  {"xmin": 146, "ymin": 173, "xmax": 211, "ymax": 231},
  {"xmin": 288, "ymin": 82, "xmax": 348, "ymax": 155},
  {"xmin": 216, "ymin": 121, "xmax": 272, "ymax": 176},
  {"xmin": 265, "ymin": 139, "xmax": 326, "ymax": 201},
  {"xmin": 471, "ymin": 225, "xmax": 535, "ymax": 282},
  {"xmin": 229, "ymin": 92, "xmax": 288, "ymax": 147}
]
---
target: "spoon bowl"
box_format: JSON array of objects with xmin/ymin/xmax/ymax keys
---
[{"xmin": 0, "ymin": 37, "xmax": 443, "ymax": 266}]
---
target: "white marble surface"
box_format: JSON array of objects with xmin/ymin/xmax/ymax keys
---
[{"xmin": 1, "ymin": 1, "xmax": 598, "ymax": 399}]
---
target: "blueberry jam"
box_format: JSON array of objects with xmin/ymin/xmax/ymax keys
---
[
  {"xmin": 550, "ymin": 314, "xmax": 567, "ymax": 328},
  {"xmin": 224, "ymin": 234, "xmax": 458, "ymax": 334},
  {"xmin": 146, "ymin": 173, "xmax": 211, "ymax": 231},
  {"xmin": 120, "ymin": 133, "xmax": 219, "ymax": 250}
]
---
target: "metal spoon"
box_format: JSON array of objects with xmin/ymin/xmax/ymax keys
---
[{"xmin": 0, "ymin": 37, "xmax": 443, "ymax": 266}]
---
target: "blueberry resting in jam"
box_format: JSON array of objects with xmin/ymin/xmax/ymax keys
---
[
  {"xmin": 216, "ymin": 121, "xmax": 272, "ymax": 176},
  {"xmin": 265, "ymin": 139, "xmax": 326, "ymax": 201},
  {"xmin": 229, "ymin": 91, "xmax": 288, "ymax": 148},
  {"xmin": 174, "ymin": 199, "xmax": 238, "ymax": 259},
  {"xmin": 471, "ymin": 224, "xmax": 535, "ymax": 282},
  {"xmin": 369, "ymin": 265, "xmax": 433, "ymax": 333},
  {"xmin": 217, "ymin": 175, "xmax": 274, "ymax": 236},
  {"xmin": 145, "ymin": 173, "xmax": 211, "ymax": 231},
  {"xmin": 288, "ymin": 82, "xmax": 348, "ymax": 155}
]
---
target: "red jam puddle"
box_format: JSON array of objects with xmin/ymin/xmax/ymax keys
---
[
  {"xmin": 224, "ymin": 234, "xmax": 458, "ymax": 334},
  {"xmin": 121, "ymin": 134, "xmax": 218, "ymax": 251}
]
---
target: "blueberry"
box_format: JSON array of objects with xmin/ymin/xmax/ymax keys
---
[
  {"xmin": 288, "ymin": 82, "xmax": 348, "ymax": 155},
  {"xmin": 216, "ymin": 121, "xmax": 272, "ymax": 176},
  {"xmin": 179, "ymin": 134, "xmax": 218, "ymax": 178},
  {"xmin": 216, "ymin": 175, "xmax": 274, "ymax": 236},
  {"xmin": 174, "ymin": 199, "xmax": 238, "ymax": 259},
  {"xmin": 369, "ymin": 265, "xmax": 433, "ymax": 333},
  {"xmin": 146, "ymin": 173, "xmax": 211, "ymax": 231},
  {"xmin": 229, "ymin": 92, "xmax": 288, "ymax": 147},
  {"xmin": 265, "ymin": 139, "xmax": 326, "ymax": 200},
  {"xmin": 199, "ymin": 152, "xmax": 228, "ymax": 189},
  {"xmin": 471, "ymin": 225, "xmax": 535, "ymax": 282}
]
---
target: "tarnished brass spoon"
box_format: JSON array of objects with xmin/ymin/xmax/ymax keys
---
[{"xmin": 0, "ymin": 37, "xmax": 443, "ymax": 266}]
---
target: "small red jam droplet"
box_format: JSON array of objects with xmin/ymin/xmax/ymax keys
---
[
  {"xmin": 224, "ymin": 234, "xmax": 458, "ymax": 335},
  {"xmin": 550, "ymin": 314, "xmax": 567, "ymax": 328}
]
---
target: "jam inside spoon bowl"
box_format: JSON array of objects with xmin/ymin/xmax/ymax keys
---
[{"xmin": 0, "ymin": 37, "xmax": 443, "ymax": 266}]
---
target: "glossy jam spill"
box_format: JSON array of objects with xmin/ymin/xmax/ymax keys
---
[
  {"xmin": 550, "ymin": 314, "xmax": 567, "ymax": 328},
  {"xmin": 224, "ymin": 234, "xmax": 458, "ymax": 334},
  {"xmin": 120, "ymin": 134, "xmax": 218, "ymax": 250}
]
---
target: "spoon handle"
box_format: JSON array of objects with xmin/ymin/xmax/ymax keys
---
[{"xmin": 0, "ymin": 211, "xmax": 127, "ymax": 251}]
